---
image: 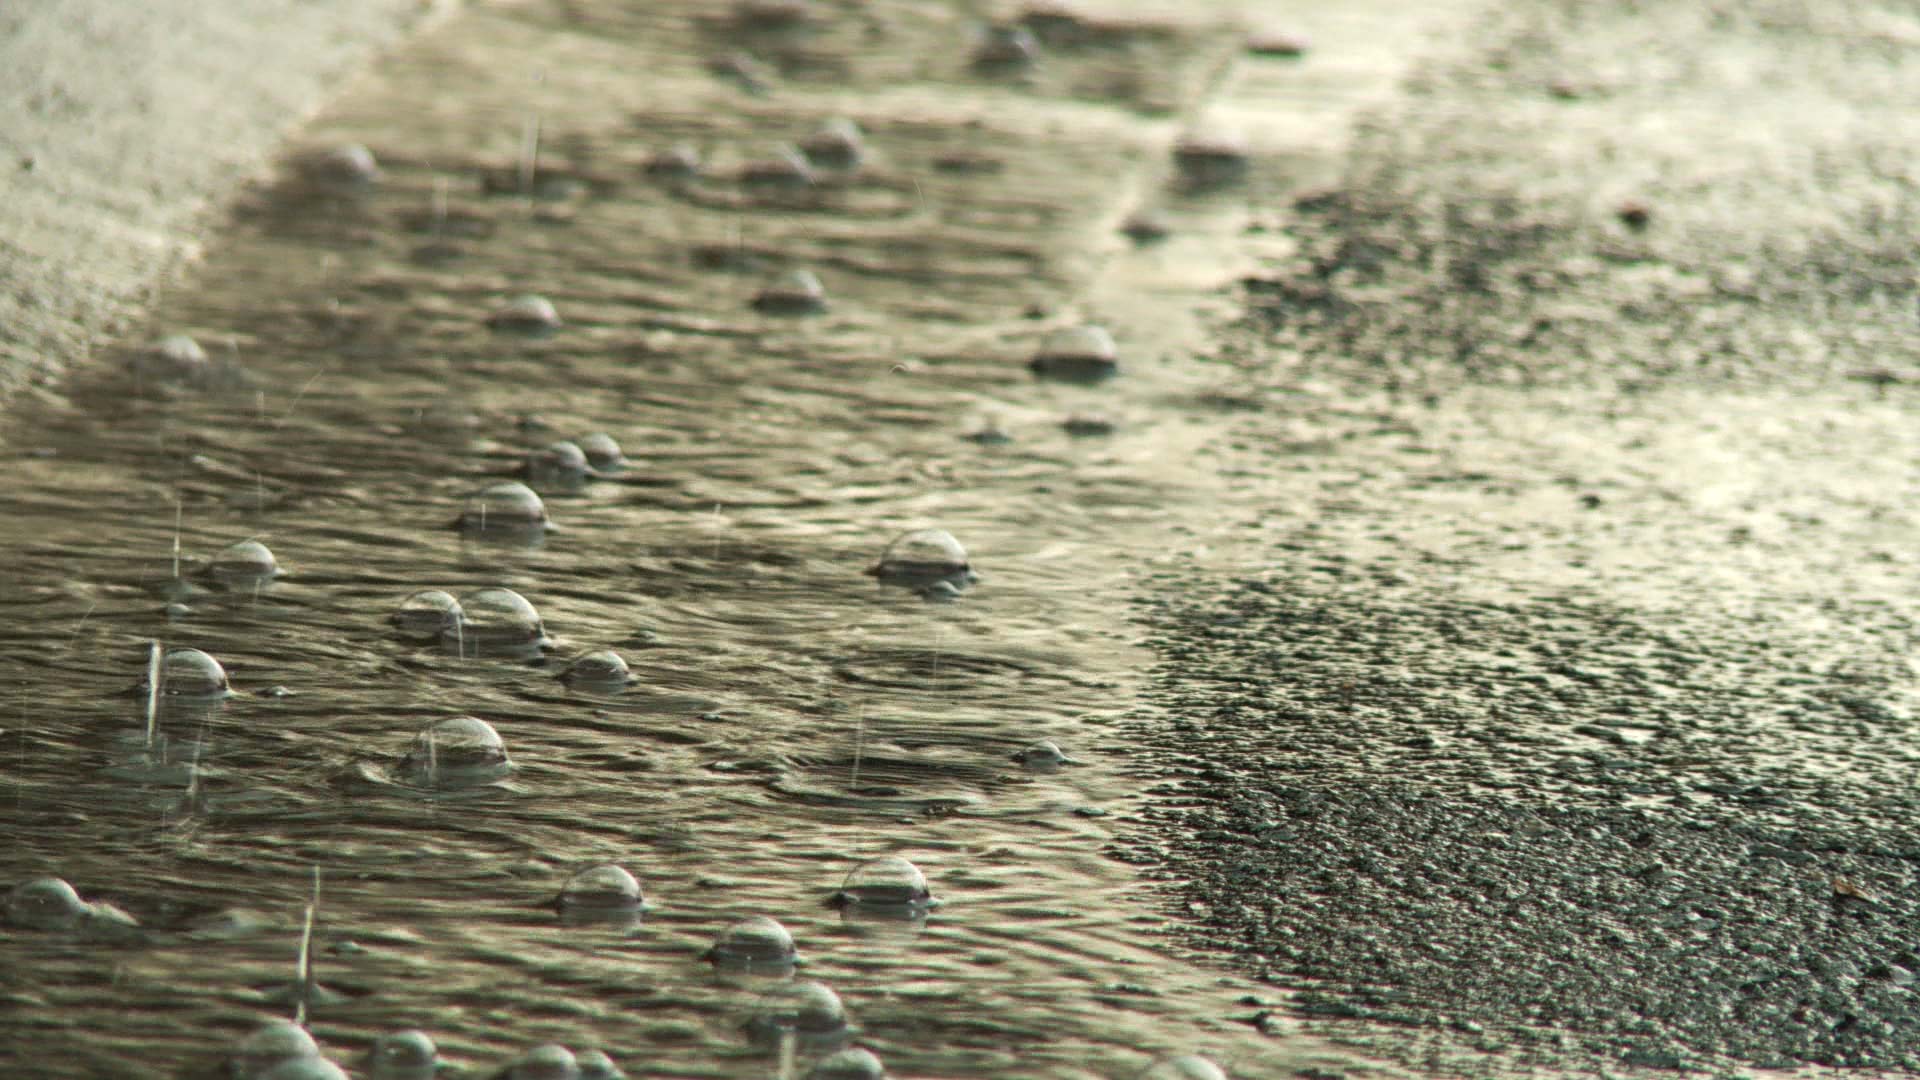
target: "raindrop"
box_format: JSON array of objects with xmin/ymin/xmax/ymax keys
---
[
  {"xmin": 806, "ymin": 1047, "xmax": 889, "ymax": 1080},
  {"xmin": 230, "ymin": 1019, "xmax": 321, "ymax": 1078},
  {"xmin": 830, "ymin": 855, "xmax": 935, "ymax": 911},
  {"xmin": 458, "ymin": 481, "xmax": 550, "ymax": 536},
  {"xmin": 1014, "ymin": 739, "xmax": 1080, "ymax": 771},
  {"xmin": 577, "ymin": 432, "xmax": 627, "ymax": 474},
  {"xmin": 705, "ymin": 914, "xmax": 798, "ymax": 970},
  {"xmin": 366, "ymin": 1029, "xmax": 440, "ymax": 1080},
  {"xmin": 447, "ymin": 587, "xmax": 551, "ymax": 657},
  {"xmin": 1141, "ymin": 1055, "xmax": 1229, "ymax": 1080},
  {"xmin": 489, "ymin": 294, "xmax": 563, "ymax": 334},
  {"xmin": 1030, "ymin": 325, "xmax": 1118, "ymax": 383},
  {"xmin": 402, "ymin": 716, "xmax": 513, "ymax": 787},
  {"xmin": 526, "ymin": 441, "xmax": 591, "ymax": 492},
  {"xmin": 561, "ymin": 650, "xmax": 631, "ymax": 690},
  {"xmin": 867, "ymin": 529, "xmax": 976, "ymax": 594},
  {"xmin": 745, "ymin": 980, "xmax": 850, "ymax": 1049},
  {"xmin": 800, "ymin": 118, "xmax": 865, "ymax": 170},
  {"xmin": 6, "ymin": 877, "xmax": 90, "ymax": 930},
  {"xmin": 391, "ymin": 590, "xmax": 463, "ymax": 642},
  {"xmin": 208, "ymin": 539, "xmax": 279, "ymax": 588},
  {"xmin": 557, "ymin": 864, "xmax": 643, "ymax": 912},
  {"xmin": 507, "ymin": 1043, "xmax": 580, "ymax": 1080},
  {"xmin": 753, "ymin": 269, "xmax": 828, "ymax": 315}
]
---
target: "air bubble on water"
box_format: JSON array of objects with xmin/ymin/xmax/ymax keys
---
[
  {"xmin": 868, "ymin": 528, "xmax": 976, "ymax": 593},
  {"xmin": 446, "ymin": 588, "xmax": 551, "ymax": 657},
  {"xmin": 919, "ymin": 579, "xmax": 963, "ymax": 604},
  {"xmin": 740, "ymin": 144, "xmax": 816, "ymax": 188},
  {"xmin": 299, "ymin": 143, "xmax": 381, "ymax": 189},
  {"xmin": 526, "ymin": 441, "xmax": 590, "ymax": 491},
  {"xmin": 745, "ymin": 980, "xmax": 850, "ymax": 1049},
  {"xmin": 705, "ymin": 914, "xmax": 798, "ymax": 970},
  {"xmin": 806, "ymin": 1047, "xmax": 889, "ymax": 1080},
  {"xmin": 561, "ymin": 650, "xmax": 630, "ymax": 689},
  {"xmin": 507, "ymin": 1043, "xmax": 580, "ymax": 1080},
  {"xmin": 402, "ymin": 716, "xmax": 513, "ymax": 787},
  {"xmin": 208, "ymin": 539, "xmax": 279, "ymax": 587},
  {"xmin": 459, "ymin": 481, "xmax": 550, "ymax": 536},
  {"xmin": 576, "ymin": 432, "xmax": 626, "ymax": 474},
  {"xmin": 645, "ymin": 143, "xmax": 702, "ymax": 180},
  {"xmin": 367, "ymin": 1029, "xmax": 439, "ymax": 1080},
  {"xmin": 558, "ymin": 864, "xmax": 643, "ymax": 912},
  {"xmin": 1014, "ymin": 739, "xmax": 1080, "ymax": 771},
  {"xmin": 800, "ymin": 118, "xmax": 864, "ymax": 170},
  {"xmin": 144, "ymin": 647, "xmax": 230, "ymax": 698},
  {"xmin": 392, "ymin": 590, "xmax": 463, "ymax": 641},
  {"xmin": 6, "ymin": 876, "xmax": 90, "ymax": 930},
  {"xmin": 256, "ymin": 1058, "xmax": 350, "ymax": 1080},
  {"xmin": 753, "ymin": 269, "xmax": 827, "ymax": 315},
  {"xmin": 576, "ymin": 1048, "xmax": 626, "ymax": 1079},
  {"xmin": 230, "ymin": 1018, "xmax": 321, "ymax": 1078},
  {"xmin": 831, "ymin": 855, "xmax": 936, "ymax": 911},
  {"xmin": 1141, "ymin": 1055, "xmax": 1230, "ymax": 1080},
  {"xmin": 735, "ymin": 0, "xmax": 813, "ymax": 29},
  {"xmin": 1029, "ymin": 324, "xmax": 1119, "ymax": 382},
  {"xmin": 489, "ymin": 294, "xmax": 562, "ymax": 334},
  {"xmin": 135, "ymin": 334, "xmax": 211, "ymax": 380},
  {"xmin": 1172, "ymin": 131, "xmax": 1250, "ymax": 190},
  {"xmin": 973, "ymin": 24, "xmax": 1040, "ymax": 69}
]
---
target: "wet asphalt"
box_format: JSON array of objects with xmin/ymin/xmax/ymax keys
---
[{"xmin": 1117, "ymin": 0, "xmax": 1920, "ymax": 1074}]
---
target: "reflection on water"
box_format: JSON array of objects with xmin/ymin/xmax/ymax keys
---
[{"xmin": 0, "ymin": 0, "xmax": 1408, "ymax": 1077}]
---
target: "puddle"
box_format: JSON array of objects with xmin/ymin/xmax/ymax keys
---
[{"xmin": 0, "ymin": 0, "xmax": 1469, "ymax": 1076}]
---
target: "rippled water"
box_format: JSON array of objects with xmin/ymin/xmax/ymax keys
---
[{"xmin": 0, "ymin": 1, "xmax": 1440, "ymax": 1076}]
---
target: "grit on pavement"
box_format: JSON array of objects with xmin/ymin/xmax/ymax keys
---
[{"xmin": 1114, "ymin": 0, "xmax": 1920, "ymax": 1075}]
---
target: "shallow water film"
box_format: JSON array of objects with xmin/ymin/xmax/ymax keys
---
[{"xmin": 0, "ymin": 0, "xmax": 1439, "ymax": 1076}]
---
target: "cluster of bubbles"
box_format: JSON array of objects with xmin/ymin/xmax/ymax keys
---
[
  {"xmin": 26, "ymin": 850, "xmax": 1250, "ymax": 1079},
  {"xmin": 64, "ymin": 1, "xmax": 1312, "ymax": 1065}
]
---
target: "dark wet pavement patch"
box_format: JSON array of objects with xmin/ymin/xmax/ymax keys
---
[
  {"xmin": 1117, "ymin": 0, "xmax": 1920, "ymax": 1072},
  {"xmin": 1123, "ymin": 577, "xmax": 1920, "ymax": 1072}
]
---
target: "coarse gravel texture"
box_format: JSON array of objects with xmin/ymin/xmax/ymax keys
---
[{"xmin": 1117, "ymin": 0, "xmax": 1920, "ymax": 1074}]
